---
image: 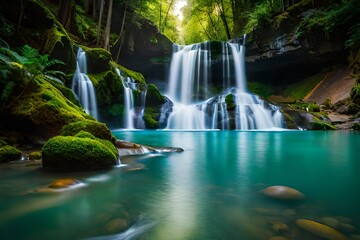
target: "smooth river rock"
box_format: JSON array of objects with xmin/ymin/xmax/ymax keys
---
[
  {"xmin": 261, "ymin": 186, "xmax": 305, "ymax": 200},
  {"xmin": 296, "ymin": 219, "xmax": 347, "ymax": 240},
  {"xmin": 48, "ymin": 178, "xmax": 82, "ymax": 189}
]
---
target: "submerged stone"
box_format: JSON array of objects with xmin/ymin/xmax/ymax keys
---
[
  {"xmin": 261, "ymin": 186, "xmax": 305, "ymax": 200},
  {"xmin": 49, "ymin": 178, "xmax": 81, "ymax": 189},
  {"xmin": 296, "ymin": 219, "xmax": 347, "ymax": 240}
]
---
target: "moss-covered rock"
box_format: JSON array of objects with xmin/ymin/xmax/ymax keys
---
[
  {"xmin": 28, "ymin": 151, "xmax": 42, "ymax": 161},
  {"xmin": 146, "ymin": 84, "xmax": 165, "ymax": 106},
  {"xmin": 143, "ymin": 112, "xmax": 159, "ymax": 129},
  {"xmin": 112, "ymin": 62, "xmax": 146, "ymax": 84},
  {"xmin": 42, "ymin": 135, "xmax": 118, "ymax": 171},
  {"xmin": 59, "ymin": 119, "xmax": 114, "ymax": 143},
  {"xmin": 225, "ymin": 94, "xmax": 236, "ymax": 111},
  {"xmin": 310, "ymin": 121, "xmax": 336, "ymax": 130},
  {"xmin": 80, "ymin": 46, "xmax": 112, "ymax": 74},
  {"xmin": 9, "ymin": 76, "xmax": 92, "ymax": 139},
  {"xmin": 0, "ymin": 145, "xmax": 22, "ymax": 163}
]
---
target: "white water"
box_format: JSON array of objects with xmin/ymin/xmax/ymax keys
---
[
  {"xmin": 165, "ymin": 38, "xmax": 283, "ymax": 130},
  {"xmin": 115, "ymin": 69, "xmax": 135, "ymax": 129},
  {"xmin": 71, "ymin": 48, "xmax": 98, "ymax": 119}
]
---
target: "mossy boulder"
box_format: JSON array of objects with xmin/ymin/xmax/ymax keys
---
[
  {"xmin": 59, "ymin": 119, "xmax": 115, "ymax": 144},
  {"xmin": 0, "ymin": 145, "xmax": 22, "ymax": 163},
  {"xmin": 28, "ymin": 151, "xmax": 42, "ymax": 161},
  {"xmin": 225, "ymin": 94, "xmax": 236, "ymax": 111},
  {"xmin": 42, "ymin": 135, "xmax": 118, "ymax": 171},
  {"xmin": 9, "ymin": 76, "xmax": 92, "ymax": 139},
  {"xmin": 80, "ymin": 46, "xmax": 112, "ymax": 74},
  {"xmin": 145, "ymin": 84, "xmax": 165, "ymax": 106}
]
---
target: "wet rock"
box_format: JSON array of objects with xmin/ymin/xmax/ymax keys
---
[
  {"xmin": 272, "ymin": 222, "xmax": 289, "ymax": 233},
  {"xmin": 117, "ymin": 139, "xmax": 184, "ymax": 156},
  {"xmin": 105, "ymin": 218, "xmax": 129, "ymax": 233},
  {"xmin": 268, "ymin": 236, "xmax": 288, "ymax": 240},
  {"xmin": 48, "ymin": 178, "xmax": 82, "ymax": 189},
  {"xmin": 296, "ymin": 219, "xmax": 347, "ymax": 240},
  {"xmin": 261, "ymin": 186, "xmax": 305, "ymax": 200}
]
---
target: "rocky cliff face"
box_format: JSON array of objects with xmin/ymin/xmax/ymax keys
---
[{"xmin": 245, "ymin": 22, "xmax": 348, "ymax": 86}]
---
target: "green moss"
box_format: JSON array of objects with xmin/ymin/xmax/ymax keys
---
[
  {"xmin": 146, "ymin": 84, "xmax": 165, "ymax": 106},
  {"xmin": 0, "ymin": 145, "xmax": 22, "ymax": 163},
  {"xmin": 59, "ymin": 119, "xmax": 114, "ymax": 143},
  {"xmin": 89, "ymin": 70, "xmax": 124, "ymax": 107},
  {"xmin": 353, "ymin": 122, "xmax": 360, "ymax": 131},
  {"xmin": 42, "ymin": 136, "xmax": 117, "ymax": 171},
  {"xmin": 28, "ymin": 151, "xmax": 42, "ymax": 160},
  {"xmin": 283, "ymin": 72, "xmax": 326, "ymax": 100},
  {"xmin": 74, "ymin": 130, "xmax": 118, "ymax": 157},
  {"xmin": 11, "ymin": 76, "xmax": 91, "ymax": 135},
  {"xmin": 112, "ymin": 61, "xmax": 146, "ymax": 84},
  {"xmin": 225, "ymin": 94, "xmax": 236, "ymax": 111},
  {"xmin": 247, "ymin": 81, "xmax": 274, "ymax": 99},
  {"xmin": 288, "ymin": 102, "xmax": 321, "ymax": 112},
  {"xmin": 143, "ymin": 112, "xmax": 159, "ymax": 129},
  {"xmin": 282, "ymin": 112, "xmax": 299, "ymax": 129},
  {"xmin": 80, "ymin": 46, "xmax": 112, "ymax": 74},
  {"xmin": 0, "ymin": 139, "xmax": 8, "ymax": 147},
  {"xmin": 310, "ymin": 121, "xmax": 336, "ymax": 130}
]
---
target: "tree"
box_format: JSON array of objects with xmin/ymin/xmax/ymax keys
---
[{"xmin": 103, "ymin": 0, "xmax": 114, "ymax": 50}]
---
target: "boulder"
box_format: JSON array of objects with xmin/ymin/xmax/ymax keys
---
[
  {"xmin": 0, "ymin": 145, "xmax": 22, "ymax": 163},
  {"xmin": 261, "ymin": 186, "xmax": 305, "ymax": 200},
  {"xmin": 49, "ymin": 178, "xmax": 82, "ymax": 189},
  {"xmin": 296, "ymin": 219, "xmax": 347, "ymax": 240},
  {"xmin": 42, "ymin": 135, "xmax": 118, "ymax": 171}
]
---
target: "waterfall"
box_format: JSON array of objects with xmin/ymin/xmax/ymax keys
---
[
  {"xmin": 115, "ymin": 69, "xmax": 136, "ymax": 129},
  {"xmin": 165, "ymin": 37, "xmax": 284, "ymax": 130},
  {"xmin": 71, "ymin": 48, "xmax": 98, "ymax": 119}
]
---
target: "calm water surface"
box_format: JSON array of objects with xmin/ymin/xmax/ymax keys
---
[{"xmin": 0, "ymin": 131, "xmax": 359, "ymax": 240}]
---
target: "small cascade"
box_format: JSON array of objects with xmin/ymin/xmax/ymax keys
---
[
  {"xmin": 165, "ymin": 37, "xmax": 283, "ymax": 130},
  {"xmin": 115, "ymin": 69, "xmax": 136, "ymax": 129},
  {"xmin": 71, "ymin": 48, "xmax": 98, "ymax": 119}
]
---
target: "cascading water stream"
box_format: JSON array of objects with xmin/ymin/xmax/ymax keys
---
[
  {"xmin": 71, "ymin": 48, "xmax": 98, "ymax": 119},
  {"xmin": 165, "ymin": 37, "xmax": 283, "ymax": 130}
]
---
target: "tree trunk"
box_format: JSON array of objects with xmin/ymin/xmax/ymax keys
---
[
  {"xmin": 103, "ymin": 0, "xmax": 113, "ymax": 50},
  {"xmin": 84, "ymin": 0, "xmax": 90, "ymax": 14},
  {"xmin": 96, "ymin": 0, "xmax": 105, "ymax": 46},
  {"xmin": 116, "ymin": 3, "xmax": 128, "ymax": 62},
  {"xmin": 206, "ymin": 12, "xmax": 219, "ymax": 39},
  {"xmin": 92, "ymin": 0, "xmax": 98, "ymax": 18},
  {"xmin": 57, "ymin": 0, "xmax": 75, "ymax": 30},
  {"xmin": 217, "ymin": 0, "xmax": 232, "ymax": 39},
  {"xmin": 195, "ymin": 14, "xmax": 211, "ymax": 40},
  {"xmin": 17, "ymin": 0, "xmax": 24, "ymax": 32}
]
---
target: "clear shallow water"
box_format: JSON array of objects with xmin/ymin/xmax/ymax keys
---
[{"xmin": 0, "ymin": 131, "xmax": 360, "ymax": 240}]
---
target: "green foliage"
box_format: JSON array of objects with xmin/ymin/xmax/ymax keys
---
[
  {"xmin": 289, "ymin": 102, "xmax": 321, "ymax": 112},
  {"xmin": 59, "ymin": 119, "xmax": 114, "ymax": 143},
  {"xmin": 297, "ymin": 0, "xmax": 360, "ymax": 46},
  {"xmin": 42, "ymin": 136, "xmax": 117, "ymax": 170},
  {"xmin": 0, "ymin": 145, "xmax": 22, "ymax": 163},
  {"xmin": 353, "ymin": 122, "xmax": 360, "ymax": 131},
  {"xmin": 244, "ymin": 1, "xmax": 272, "ymax": 33},
  {"xmin": 0, "ymin": 15, "xmax": 15, "ymax": 37},
  {"xmin": 350, "ymin": 83, "xmax": 360, "ymax": 105},
  {"xmin": 247, "ymin": 81, "xmax": 274, "ymax": 98},
  {"xmin": 0, "ymin": 139, "xmax": 8, "ymax": 147},
  {"xmin": 75, "ymin": 5, "xmax": 97, "ymax": 41}
]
